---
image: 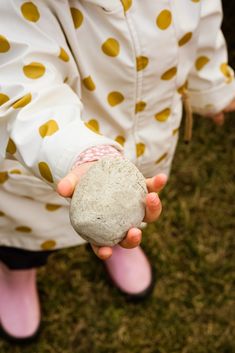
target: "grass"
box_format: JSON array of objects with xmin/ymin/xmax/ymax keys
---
[{"xmin": 0, "ymin": 113, "xmax": 234, "ymax": 353}]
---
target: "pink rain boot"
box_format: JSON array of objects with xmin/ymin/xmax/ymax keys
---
[
  {"xmin": 104, "ymin": 245, "xmax": 154, "ymax": 299},
  {"xmin": 0, "ymin": 262, "xmax": 41, "ymax": 342}
]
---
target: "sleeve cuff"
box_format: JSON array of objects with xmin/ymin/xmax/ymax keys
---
[
  {"xmin": 40, "ymin": 118, "xmax": 123, "ymax": 184},
  {"xmin": 188, "ymin": 78, "xmax": 235, "ymax": 116}
]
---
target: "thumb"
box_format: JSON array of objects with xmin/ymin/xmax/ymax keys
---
[{"xmin": 57, "ymin": 161, "xmax": 95, "ymax": 198}]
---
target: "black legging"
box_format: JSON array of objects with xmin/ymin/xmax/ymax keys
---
[{"xmin": 0, "ymin": 246, "xmax": 55, "ymax": 270}]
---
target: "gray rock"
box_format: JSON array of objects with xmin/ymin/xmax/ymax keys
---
[{"xmin": 69, "ymin": 157, "xmax": 147, "ymax": 246}]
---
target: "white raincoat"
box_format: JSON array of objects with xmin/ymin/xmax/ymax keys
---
[{"xmin": 0, "ymin": 0, "xmax": 234, "ymax": 250}]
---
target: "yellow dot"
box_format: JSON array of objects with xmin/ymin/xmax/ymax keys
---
[
  {"xmin": 102, "ymin": 38, "xmax": 120, "ymax": 57},
  {"xmin": 115, "ymin": 135, "xmax": 126, "ymax": 146},
  {"xmin": 15, "ymin": 226, "xmax": 32, "ymax": 233},
  {"xmin": 0, "ymin": 93, "xmax": 10, "ymax": 106},
  {"xmin": 155, "ymin": 152, "xmax": 168, "ymax": 164},
  {"xmin": 70, "ymin": 8, "xmax": 84, "ymax": 29},
  {"xmin": 23, "ymin": 62, "xmax": 45, "ymax": 79},
  {"xmin": 220, "ymin": 63, "xmax": 233, "ymax": 83},
  {"xmin": 9, "ymin": 169, "xmax": 22, "ymax": 174},
  {"xmin": 0, "ymin": 211, "xmax": 5, "ymax": 217},
  {"xmin": 155, "ymin": 108, "xmax": 171, "ymax": 122},
  {"xmin": 120, "ymin": 0, "xmax": 132, "ymax": 11},
  {"xmin": 6, "ymin": 138, "xmax": 16, "ymax": 154},
  {"xmin": 0, "ymin": 35, "xmax": 10, "ymax": 53},
  {"xmin": 178, "ymin": 32, "xmax": 192, "ymax": 47},
  {"xmin": 58, "ymin": 48, "xmax": 70, "ymax": 62},
  {"xmin": 107, "ymin": 92, "xmax": 124, "ymax": 106},
  {"xmin": 39, "ymin": 120, "xmax": 59, "ymax": 138},
  {"xmin": 177, "ymin": 81, "xmax": 188, "ymax": 95},
  {"xmin": 38, "ymin": 162, "xmax": 53, "ymax": 183},
  {"xmin": 83, "ymin": 76, "xmax": 96, "ymax": 91},
  {"xmin": 45, "ymin": 204, "xmax": 61, "ymax": 211},
  {"xmin": 195, "ymin": 56, "xmax": 210, "ymax": 71},
  {"xmin": 85, "ymin": 119, "xmax": 100, "ymax": 134},
  {"xmin": 161, "ymin": 66, "xmax": 177, "ymax": 80},
  {"xmin": 135, "ymin": 101, "xmax": 147, "ymax": 113},
  {"xmin": 136, "ymin": 143, "xmax": 145, "ymax": 158},
  {"xmin": 172, "ymin": 127, "xmax": 179, "ymax": 136},
  {"xmin": 191, "ymin": 0, "xmax": 200, "ymax": 2},
  {"xmin": 21, "ymin": 2, "xmax": 40, "ymax": 22},
  {"xmin": 136, "ymin": 56, "xmax": 149, "ymax": 71},
  {"xmin": 0, "ymin": 172, "xmax": 8, "ymax": 184},
  {"xmin": 156, "ymin": 10, "xmax": 172, "ymax": 30},
  {"xmin": 41, "ymin": 240, "xmax": 57, "ymax": 250},
  {"xmin": 12, "ymin": 93, "xmax": 32, "ymax": 109}
]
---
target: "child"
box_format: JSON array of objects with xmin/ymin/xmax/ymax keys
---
[{"xmin": 0, "ymin": 0, "xmax": 234, "ymax": 342}]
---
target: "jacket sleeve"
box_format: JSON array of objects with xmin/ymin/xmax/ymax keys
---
[
  {"xmin": 0, "ymin": 0, "xmax": 122, "ymax": 186},
  {"xmin": 187, "ymin": 0, "xmax": 235, "ymax": 116}
]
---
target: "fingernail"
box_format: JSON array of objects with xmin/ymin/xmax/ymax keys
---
[{"xmin": 149, "ymin": 193, "xmax": 159, "ymax": 203}]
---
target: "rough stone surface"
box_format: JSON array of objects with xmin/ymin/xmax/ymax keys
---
[{"xmin": 69, "ymin": 157, "xmax": 147, "ymax": 246}]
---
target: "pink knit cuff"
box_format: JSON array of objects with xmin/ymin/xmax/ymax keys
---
[{"xmin": 72, "ymin": 145, "xmax": 123, "ymax": 168}]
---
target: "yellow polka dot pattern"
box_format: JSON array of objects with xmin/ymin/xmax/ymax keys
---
[
  {"xmin": 39, "ymin": 120, "xmax": 59, "ymax": 138},
  {"xmin": 21, "ymin": 2, "xmax": 40, "ymax": 22},
  {"xmin": 195, "ymin": 56, "xmax": 210, "ymax": 71},
  {"xmin": 136, "ymin": 143, "xmax": 145, "ymax": 158},
  {"xmin": 38, "ymin": 162, "xmax": 53, "ymax": 183},
  {"xmin": 136, "ymin": 56, "xmax": 149, "ymax": 71},
  {"xmin": 107, "ymin": 92, "xmax": 124, "ymax": 106},
  {"xmin": 41, "ymin": 240, "xmax": 57, "ymax": 250},
  {"xmin": 102, "ymin": 38, "xmax": 120, "ymax": 57},
  {"xmin": 9, "ymin": 169, "xmax": 22, "ymax": 174},
  {"xmin": 178, "ymin": 32, "xmax": 192, "ymax": 47},
  {"xmin": 85, "ymin": 119, "xmax": 100, "ymax": 134},
  {"xmin": 172, "ymin": 127, "xmax": 179, "ymax": 136},
  {"xmin": 70, "ymin": 8, "xmax": 84, "ymax": 29},
  {"xmin": 45, "ymin": 204, "xmax": 61, "ymax": 211},
  {"xmin": 6, "ymin": 138, "xmax": 16, "ymax": 154},
  {"xmin": 0, "ymin": 35, "xmax": 10, "ymax": 53},
  {"xmin": 0, "ymin": 93, "xmax": 10, "ymax": 106},
  {"xmin": 23, "ymin": 62, "xmax": 45, "ymax": 79},
  {"xmin": 135, "ymin": 101, "xmax": 146, "ymax": 113},
  {"xmin": 12, "ymin": 93, "xmax": 32, "ymax": 109},
  {"xmin": 115, "ymin": 135, "xmax": 125, "ymax": 146},
  {"xmin": 0, "ymin": 211, "xmax": 5, "ymax": 217},
  {"xmin": 220, "ymin": 63, "xmax": 233, "ymax": 83},
  {"xmin": 161, "ymin": 66, "xmax": 177, "ymax": 80},
  {"xmin": 177, "ymin": 81, "xmax": 188, "ymax": 95},
  {"xmin": 0, "ymin": 172, "xmax": 8, "ymax": 184},
  {"xmin": 121, "ymin": 0, "xmax": 132, "ymax": 11},
  {"xmin": 155, "ymin": 108, "xmax": 171, "ymax": 122},
  {"xmin": 156, "ymin": 10, "xmax": 172, "ymax": 30},
  {"xmin": 155, "ymin": 152, "xmax": 168, "ymax": 164},
  {"xmin": 191, "ymin": 0, "xmax": 200, "ymax": 2},
  {"xmin": 15, "ymin": 226, "xmax": 32, "ymax": 233},
  {"xmin": 83, "ymin": 76, "xmax": 96, "ymax": 91},
  {"xmin": 59, "ymin": 48, "xmax": 70, "ymax": 62}
]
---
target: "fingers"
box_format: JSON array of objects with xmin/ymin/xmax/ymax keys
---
[
  {"xmin": 57, "ymin": 161, "xmax": 96, "ymax": 198},
  {"xmin": 144, "ymin": 192, "xmax": 162, "ymax": 223},
  {"xmin": 119, "ymin": 228, "xmax": 142, "ymax": 249},
  {"xmin": 90, "ymin": 244, "xmax": 113, "ymax": 260},
  {"xmin": 146, "ymin": 173, "xmax": 167, "ymax": 193},
  {"xmin": 212, "ymin": 112, "xmax": 225, "ymax": 126},
  {"xmin": 90, "ymin": 227, "xmax": 142, "ymax": 259},
  {"xmin": 57, "ymin": 171, "xmax": 79, "ymax": 197}
]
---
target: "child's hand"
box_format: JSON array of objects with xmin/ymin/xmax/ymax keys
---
[
  {"xmin": 57, "ymin": 162, "xmax": 167, "ymax": 260},
  {"xmin": 207, "ymin": 97, "xmax": 235, "ymax": 126}
]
